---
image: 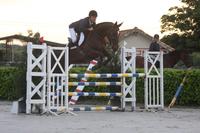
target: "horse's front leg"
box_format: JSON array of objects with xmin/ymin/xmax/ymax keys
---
[
  {"xmin": 101, "ymin": 49, "xmax": 112, "ymax": 65},
  {"xmin": 90, "ymin": 50, "xmax": 105, "ymax": 67}
]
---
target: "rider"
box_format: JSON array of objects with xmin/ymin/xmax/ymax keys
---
[{"xmin": 68, "ymin": 10, "xmax": 98, "ymax": 47}]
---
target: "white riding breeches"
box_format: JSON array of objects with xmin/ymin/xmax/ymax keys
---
[
  {"xmin": 78, "ymin": 32, "xmax": 84, "ymax": 46},
  {"xmin": 69, "ymin": 28, "xmax": 84, "ymax": 46},
  {"xmin": 69, "ymin": 28, "xmax": 77, "ymax": 43}
]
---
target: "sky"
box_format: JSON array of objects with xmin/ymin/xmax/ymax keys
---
[{"xmin": 0, "ymin": 0, "xmax": 181, "ymax": 44}]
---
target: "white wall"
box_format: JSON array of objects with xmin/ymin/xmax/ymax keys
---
[{"xmin": 119, "ymin": 33, "xmax": 152, "ymax": 49}]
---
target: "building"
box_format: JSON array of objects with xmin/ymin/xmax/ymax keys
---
[
  {"xmin": 0, "ymin": 34, "xmax": 65, "ymax": 65},
  {"xmin": 119, "ymin": 27, "xmax": 175, "ymax": 56},
  {"xmin": 0, "ymin": 34, "xmax": 65, "ymax": 46},
  {"xmin": 119, "ymin": 27, "xmax": 175, "ymax": 67}
]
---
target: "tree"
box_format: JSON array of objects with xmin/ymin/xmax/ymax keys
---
[
  {"xmin": 27, "ymin": 29, "xmax": 33, "ymax": 37},
  {"xmin": 26, "ymin": 30, "xmax": 41, "ymax": 44},
  {"xmin": 161, "ymin": 0, "xmax": 200, "ymax": 50}
]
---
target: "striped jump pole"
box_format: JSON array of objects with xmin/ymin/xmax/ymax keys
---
[
  {"xmin": 68, "ymin": 82, "xmax": 122, "ymax": 86},
  {"xmin": 69, "ymin": 106, "xmax": 119, "ymax": 111},
  {"xmin": 69, "ymin": 60, "xmax": 97, "ymax": 105},
  {"xmin": 50, "ymin": 106, "xmax": 119, "ymax": 112},
  {"xmin": 168, "ymin": 67, "xmax": 192, "ymax": 109},
  {"xmin": 69, "ymin": 73, "xmax": 145, "ymax": 78},
  {"xmin": 68, "ymin": 92, "xmax": 122, "ymax": 97}
]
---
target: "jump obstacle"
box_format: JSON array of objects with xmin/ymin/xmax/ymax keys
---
[
  {"xmin": 69, "ymin": 60, "xmax": 98, "ymax": 105},
  {"xmin": 26, "ymin": 42, "xmax": 164, "ymax": 114}
]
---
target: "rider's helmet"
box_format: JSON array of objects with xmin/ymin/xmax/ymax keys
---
[{"xmin": 89, "ymin": 10, "xmax": 98, "ymax": 17}]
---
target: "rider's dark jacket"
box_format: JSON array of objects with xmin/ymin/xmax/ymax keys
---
[{"xmin": 69, "ymin": 17, "xmax": 96, "ymax": 33}]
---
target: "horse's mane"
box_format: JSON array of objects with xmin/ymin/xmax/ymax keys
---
[
  {"xmin": 95, "ymin": 22, "xmax": 114, "ymax": 27},
  {"xmin": 94, "ymin": 22, "xmax": 114, "ymax": 30},
  {"xmin": 92, "ymin": 22, "xmax": 115, "ymax": 36}
]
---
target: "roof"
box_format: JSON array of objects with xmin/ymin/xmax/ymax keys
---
[
  {"xmin": 0, "ymin": 34, "xmax": 65, "ymax": 47},
  {"xmin": 119, "ymin": 27, "xmax": 175, "ymax": 52}
]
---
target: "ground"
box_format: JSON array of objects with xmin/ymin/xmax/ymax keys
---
[{"xmin": 0, "ymin": 101, "xmax": 200, "ymax": 133}]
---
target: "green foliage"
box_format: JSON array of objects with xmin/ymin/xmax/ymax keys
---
[
  {"xmin": 135, "ymin": 69, "xmax": 200, "ymax": 106},
  {"xmin": 164, "ymin": 69, "xmax": 200, "ymax": 106},
  {"xmin": 191, "ymin": 52, "xmax": 200, "ymax": 66},
  {"xmin": 0, "ymin": 44, "xmax": 26, "ymax": 64},
  {"xmin": 0, "ymin": 67, "xmax": 26, "ymax": 100},
  {"xmin": 13, "ymin": 45, "xmax": 27, "ymax": 63},
  {"xmin": 161, "ymin": 0, "xmax": 200, "ymax": 50},
  {"xmin": 161, "ymin": 33, "xmax": 186, "ymax": 50}
]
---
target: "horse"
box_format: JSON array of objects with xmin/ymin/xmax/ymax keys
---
[{"xmin": 68, "ymin": 22, "xmax": 122, "ymax": 65}]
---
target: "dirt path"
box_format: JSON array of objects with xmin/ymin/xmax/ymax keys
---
[{"xmin": 0, "ymin": 101, "xmax": 200, "ymax": 133}]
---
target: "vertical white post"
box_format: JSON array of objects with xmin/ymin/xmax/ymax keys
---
[
  {"xmin": 156, "ymin": 77, "xmax": 159, "ymax": 105},
  {"xmin": 144, "ymin": 50, "xmax": 148, "ymax": 109},
  {"xmin": 121, "ymin": 46, "xmax": 136, "ymax": 111},
  {"xmin": 121, "ymin": 47, "xmax": 125, "ymax": 110},
  {"xmin": 153, "ymin": 78, "xmax": 155, "ymax": 105},
  {"xmin": 41, "ymin": 44, "xmax": 47, "ymax": 112},
  {"xmin": 26, "ymin": 43, "xmax": 32, "ymax": 114},
  {"xmin": 26, "ymin": 43, "xmax": 47, "ymax": 114},
  {"xmin": 160, "ymin": 51, "xmax": 164, "ymax": 109},
  {"xmin": 47, "ymin": 46, "xmax": 51, "ymax": 112},
  {"xmin": 131, "ymin": 47, "xmax": 136, "ymax": 111},
  {"xmin": 149, "ymin": 78, "xmax": 152, "ymax": 106},
  {"xmin": 65, "ymin": 46, "xmax": 69, "ymax": 112}
]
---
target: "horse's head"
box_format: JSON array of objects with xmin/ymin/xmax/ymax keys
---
[
  {"xmin": 94, "ymin": 22, "xmax": 122, "ymax": 52},
  {"xmin": 106, "ymin": 22, "xmax": 122, "ymax": 52}
]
